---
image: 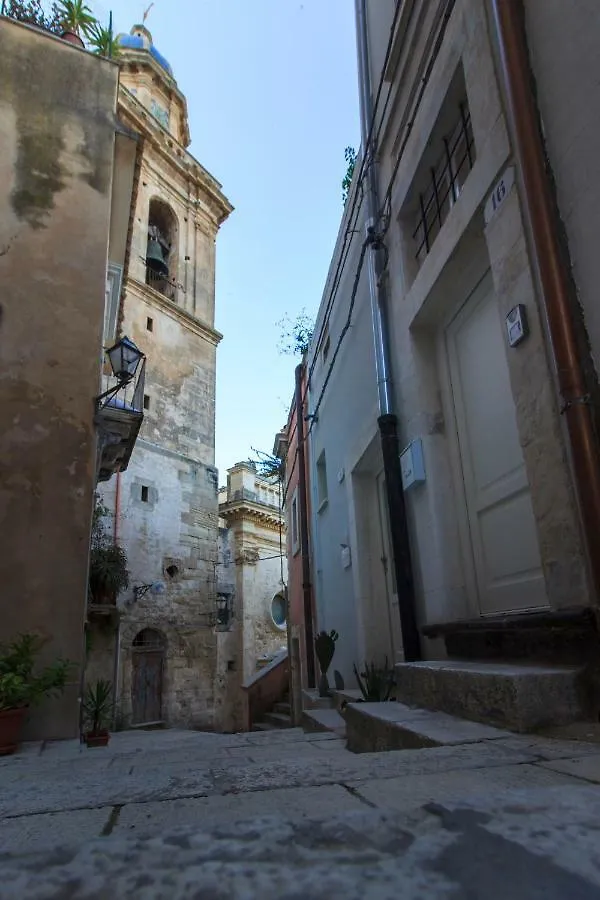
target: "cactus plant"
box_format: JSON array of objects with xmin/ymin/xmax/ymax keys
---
[{"xmin": 315, "ymin": 630, "xmax": 338, "ymax": 697}]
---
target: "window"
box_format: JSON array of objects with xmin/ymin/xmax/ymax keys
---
[
  {"xmin": 141, "ymin": 485, "xmax": 149, "ymax": 502},
  {"xmin": 271, "ymin": 594, "xmax": 287, "ymax": 629},
  {"xmin": 316, "ymin": 450, "xmax": 328, "ymax": 511},
  {"xmin": 146, "ymin": 317, "xmax": 154, "ymax": 332},
  {"xmin": 413, "ymin": 101, "xmax": 475, "ymax": 267},
  {"xmin": 143, "ymin": 394, "xmax": 150, "ymax": 410},
  {"xmin": 291, "ymin": 490, "xmax": 299, "ymax": 555}
]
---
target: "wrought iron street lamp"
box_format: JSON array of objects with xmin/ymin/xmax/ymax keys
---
[{"xmin": 96, "ymin": 336, "xmax": 145, "ymax": 406}]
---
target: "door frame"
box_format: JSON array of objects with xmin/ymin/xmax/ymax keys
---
[{"xmin": 131, "ymin": 630, "xmax": 165, "ymax": 725}]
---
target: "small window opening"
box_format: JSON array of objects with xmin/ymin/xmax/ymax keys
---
[
  {"xmin": 165, "ymin": 564, "xmax": 179, "ymax": 579},
  {"xmin": 143, "ymin": 394, "xmax": 150, "ymax": 410},
  {"xmin": 146, "ymin": 317, "xmax": 154, "ymax": 332},
  {"xmin": 227, "ymin": 660, "xmax": 236, "ymax": 672},
  {"xmin": 316, "ymin": 450, "xmax": 328, "ymax": 510},
  {"xmin": 141, "ymin": 485, "xmax": 149, "ymax": 502}
]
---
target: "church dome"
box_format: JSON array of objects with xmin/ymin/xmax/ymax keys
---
[{"xmin": 118, "ymin": 25, "xmax": 174, "ymax": 77}]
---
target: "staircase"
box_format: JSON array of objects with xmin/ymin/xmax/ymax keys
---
[
  {"xmin": 251, "ymin": 694, "xmax": 293, "ymax": 731},
  {"xmin": 344, "ymin": 607, "xmax": 600, "ymax": 753}
]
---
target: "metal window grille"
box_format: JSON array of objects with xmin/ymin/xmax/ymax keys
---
[{"xmin": 413, "ymin": 103, "xmax": 475, "ymax": 264}]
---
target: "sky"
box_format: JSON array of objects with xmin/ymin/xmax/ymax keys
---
[{"xmin": 99, "ymin": 0, "xmax": 360, "ymax": 481}]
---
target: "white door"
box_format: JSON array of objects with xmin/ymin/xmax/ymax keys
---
[
  {"xmin": 445, "ymin": 274, "xmax": 547, "ymax": 615},
  {"xmin": 376, "ymin": 471, "xmax": 403, "ymax": 660}
]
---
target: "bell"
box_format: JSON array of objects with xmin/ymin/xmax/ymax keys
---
[{"xmin": 146, "ymin": 239, "xmax": 168, "ymax": 277}]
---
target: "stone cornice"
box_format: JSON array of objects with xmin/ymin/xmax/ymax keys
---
[
  {"xmin": 127, "ymin": 278, "xmax": 223, "ymax": 345},
  {"xmin": 220, "ymin": 500, "xmax": 285, "ymax": 533},
  {"xmin": 118, "ymin": 88, "xmax": 233, "ymax": 226}
]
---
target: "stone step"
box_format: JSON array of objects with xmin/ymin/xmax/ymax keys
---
[
  {"xmin": 344, "ymin": 701, "xmax": 511, "ymax": 753},
  {"xmin": 262, "ymin": 711, "xmax": 293, "ymax": 728},
  {"xmin": 251, "ymin": 722, "xmax": 279, "ymax": 732},
  {"xmin": 302, "ymin": 708, "xmax": 346, "ymax": 738},
  {"xmin": 332, "ymin": 688, "xmax": 362, "ymax": 711},
  {"xmin": 301, "ymin": 689, "xmax": 335, "ymax": 711},
  {"xmin": 273, "ymin": 702, "xmax": 291, "ymax": 715},
  {"xmin": 395, "ymin": 660, "xmax": 584, "ymax": 733}
]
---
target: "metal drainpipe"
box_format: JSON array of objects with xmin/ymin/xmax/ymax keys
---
[
  {"xmin": 490, "ymin": 0, "xmax": 600, "ymax": 599},
  {"xmin": 355, "ymin": 0, "xmax": 420, "ymax": 660},
  {"xmin": 295, "ymin": 362, "xmax": 317, "ymax": 688},
  {"xmin": 111, "ymin": 471, "xmax": 122, "ymax": 729}
]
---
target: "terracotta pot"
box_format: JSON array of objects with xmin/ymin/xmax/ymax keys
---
[
  {"xmin": 0, "ymin": 707, "xmax": 27, "ymax": 756},
  {"xmin": 61, "ymin": 30, "xmax": 85, "ymax": 48},
  {"xmin": 85, "ymin": 730, "xmax": 110, "ymax": 748}
]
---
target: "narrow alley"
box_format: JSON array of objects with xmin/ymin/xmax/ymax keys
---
[{"xmin": 2, "ymin": 726, "xmax": 600, "ymax": 898}]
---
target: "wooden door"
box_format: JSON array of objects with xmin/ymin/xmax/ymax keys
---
[
  {"xmin": 132, "ymin": 648, "xmax": 163, "ymax": 724},
  {"xmin": 444, "ymin": 273, "xmax": 546, "ymax": 615}
]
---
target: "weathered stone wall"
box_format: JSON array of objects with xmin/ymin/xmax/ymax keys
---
[
  {"xmin": 98, "ymin": 48, "xmax": 231, "ymax": 730},
  {"xmin": 0, "ymin": 20, "xmax": 119, "ymax": 739},
  {"xmin": 218, "ymin": 464, "xmax": 288, "ymax": 730}
]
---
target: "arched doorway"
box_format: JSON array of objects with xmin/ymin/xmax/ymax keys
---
[{"xmin": 131, "ymin": 629, "xmax": 165, "ymax": 725}]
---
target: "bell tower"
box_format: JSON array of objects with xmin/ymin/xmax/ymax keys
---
[{"xmin": 99, "ymin": 25, "xmax": 233, "ymax": 730}]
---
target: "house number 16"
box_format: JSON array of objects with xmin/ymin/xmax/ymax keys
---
[{"xmin": 484, "ymin": 167, "xmax": 515, "ymax": 224}]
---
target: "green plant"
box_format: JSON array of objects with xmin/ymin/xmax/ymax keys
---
[
  {"xmin": 3, "ymin": 0, "xmax": 62, "ymax": 32},
  {"xmin": 276, "ymin": 309, "xmax": 315, "ymax": 357},
  {"xmin": 88, "ymin": 19, "xmax": 120, "ymax": 58},
  {"xmin": 342, "ymin": 146, "xmax": 357, "ymax": 204},
  {"xmin": 83, "ymin": 679, "xmax": 112, "ymax": 733},
  {"xmin": 55, "ymin": 0, "xmax": 96, "ymax": 35},
  {"xmin": 353, "ymin": 657, "xmax": 395, "ymax": 702},
  {"xmin": 89, "ymin": 495, "xmax": 129, "ymax": 603},
  {"xmin": 0, "ymin": 634, "xmax": 71, "ymax": 711}
]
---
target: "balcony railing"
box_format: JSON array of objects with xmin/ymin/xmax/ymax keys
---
[
  {"xmin": 145, "ymin": 265, "xmax": 176, "ymax": 301},
  {"xmin": 95, "ymin": 359, "xmax": 146, "ymax": 483}
]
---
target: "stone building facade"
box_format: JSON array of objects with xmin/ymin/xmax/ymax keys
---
[
  {"xmin": 0, "ymin": 17, "xmax": 138, "ymax": 739},
  {"xmin": 217, "ymin": 462, "xmax": 288, "ymax": 732},
  {"xmin": 297, "ymin": 0, "xmax": 600, "ymax": 689},
  {"xmin": 96, "ymin": 25, "xmax": 232, "ymax": 730}
]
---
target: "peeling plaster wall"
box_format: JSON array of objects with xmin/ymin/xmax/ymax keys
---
[{"xmin": 0, "ymin": 20, "xmax": 118, "ymax": 739}]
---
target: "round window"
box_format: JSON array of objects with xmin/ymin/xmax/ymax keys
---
[{"xmin": 271, "ymin": 594, "xmax": 287, "ymax": 629}]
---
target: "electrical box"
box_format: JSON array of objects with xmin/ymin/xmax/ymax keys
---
[
  {"xmin": 506, "ymin": 304, "xmax": 529, "ymax": 348},
  {"xmin": 400, "ymin": 439, "xmax": 426, "ymax": 491}
]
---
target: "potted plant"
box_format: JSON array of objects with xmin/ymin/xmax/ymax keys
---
[
  {"xmin": 55, "ymin": 0, "xmax": 96, "ymax": 47},
  {"xmin": 353, "ymin": 657, "xmax": 396, "ymax": 702},
  {"xmin": 0, "ymin": 634, "xmax": 71, "ymax": 756},
  {"xmin": 82, "ymin": 679, "xmax": 112, "ymax": 747},
  {"xmin": 314, "ymin": 629, "xmax": 339, "ymax": 697}
]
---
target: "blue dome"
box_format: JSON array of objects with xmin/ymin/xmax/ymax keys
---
[{"xmin": 118, "ymin": 26, "xmax": 174, "ymax": 77}]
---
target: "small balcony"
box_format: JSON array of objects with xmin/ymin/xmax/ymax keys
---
[
  {"xmin": 145, "ymin": 265, "xmax": 176, "ymax": 301},
  {"xmin": 95, "ymin": 354, "xmax": 145, "ymax": 483}
]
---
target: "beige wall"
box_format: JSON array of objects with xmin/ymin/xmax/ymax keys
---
[
  {"xmin": 96, "ymin": 43, "xmax": 232, "ymax": 731},
  {"xmin": 218, "ymin": 464, "xmax": 288, "ymax": 731},
  {"xmin": 0, "ymin": 20, "xmax": 119, "ymax": 738}
]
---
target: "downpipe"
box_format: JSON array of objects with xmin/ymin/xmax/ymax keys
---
[{"xmin": 355, "ymin": 0, "xmax": 421, "ymax": 660}]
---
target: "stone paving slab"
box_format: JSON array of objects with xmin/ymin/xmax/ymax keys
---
[
  {"xmin": 3, "ymin": 786, "xmax": 600, "ymax": 899},
  {"xmin": 0, "ymin": 807, "xmax": 110, "ymax": 855},
  {"xmin": 351, "ymin": 762, "xmax": 583, "ymax": 812},
  {"xmin": 537, "ymin": 753, "xmax": 600, "ymax": 784},
  {"xmin": 115, "ymin": 783, "xmax": 366, "ymax": 837}
]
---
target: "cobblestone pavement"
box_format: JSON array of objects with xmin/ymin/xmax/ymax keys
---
[{"xmin": 1, "ymin": 726, "xmax": 600, "ymax": 898}]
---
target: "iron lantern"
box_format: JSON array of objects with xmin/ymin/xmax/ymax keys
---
[{"xmin": 106, "ymin": 336, "xmax": 144, "ymax": 384}]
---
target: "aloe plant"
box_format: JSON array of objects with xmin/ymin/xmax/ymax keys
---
[
  {"xmin": 55, "ymin": 0, "xmax": 96, "ymax": 36},
  {"xmin": 353, "ymin": 657, "xmax": 396, "ymax": 702}
]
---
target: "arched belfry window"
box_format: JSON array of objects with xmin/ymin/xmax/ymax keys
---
[{"xmin": 146, "ymin": 199, "xmax": 178, "ymax": 300}]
